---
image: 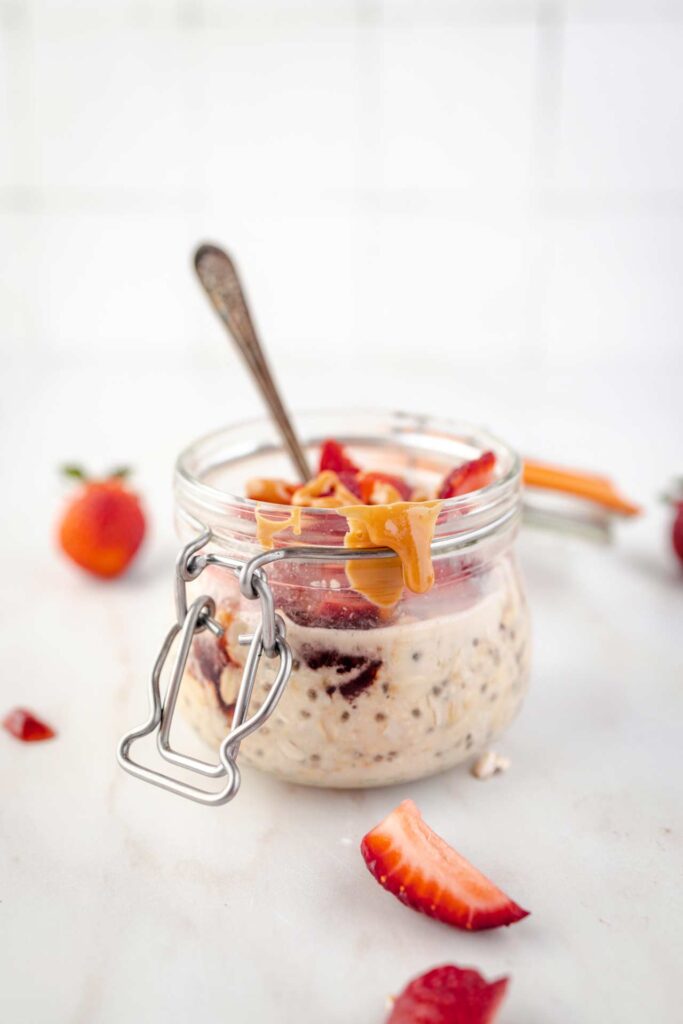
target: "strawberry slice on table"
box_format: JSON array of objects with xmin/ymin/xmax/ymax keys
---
[
  {"xmin": 387, "ymin": 964, "xmax": 509, "ymax": 1024},
  {"xmin": 319, "ymin": 438, "xmax": 360, "ymax": 475},
  {"xmin": 3, "ymin": 708, "xmax": 56, "ymax": 742},
  {"xmin": 438, "ymin": 452, "xmax": 496, "ymax": 500},
  {"xmin": 361, "ymin": 799, "xmax": 528, "ymax": 931}
]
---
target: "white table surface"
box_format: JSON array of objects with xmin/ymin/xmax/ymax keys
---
[{"xmin": 1, "ymin": 362, "xmax": 681, "ymax": 1024}]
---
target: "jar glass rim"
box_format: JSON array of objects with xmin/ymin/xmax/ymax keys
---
[{"xmin": 174, "ymin": 408, "xmax": 521, "ymax": 528}]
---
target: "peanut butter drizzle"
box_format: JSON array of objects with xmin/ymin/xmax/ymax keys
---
[
  {"xmin": 253, "ymin": 470, "xmax": 442, "ymax": 609},
  {"xmin": 246, "ymin": 477, "xmax": 297, "ymax": 504},
  {"xmin": 255, "ymin": 505, "xmax": 303, "ymax": 547},
  {"xmin": 291, "ymin": 471, "xmax": 359, "ymax": 508},
  {"xmin": 362, "ymin": 477, "xmax": 402, "ymax": 505},
  {"xmin": 338, "ymin": 501, "xmax": 442, "ymax": 608}
]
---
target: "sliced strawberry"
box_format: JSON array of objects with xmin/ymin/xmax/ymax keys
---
[
  {"xmin": 276, "ymin": 581, "xmax": 383, "ymax": 630},
  {"xmin": 3, "ymin": 708, "xmax": 56, "ymax": 742},
  {"xmin": 359, "ymin": 471, "xmax": 412, "ymax": 504},
  {"xmin": 387, "ymin": 964, "xmax": 509, "ymax": 1024},
  {"xmin": 438, "ymin": 452, "xmax": 496, "ymax": 499},
  {"xmin": 361, "ymin": 799, "xmax": 528, "ymax": 931},
  {"xmin": 319, "ymin": 439, "xmax": 360, "ymax": 474},
  {"xmin": 338, "ymin": 470, "xmax": 364, "ymax": 499},
  {"xmin": 313, "ymin": 589, "xmax": 384, "ymax": 629}
]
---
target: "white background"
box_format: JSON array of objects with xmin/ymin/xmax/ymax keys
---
[{"xmin": 0, "ymin": 2, "xmax": 681, "ymax": 1022}]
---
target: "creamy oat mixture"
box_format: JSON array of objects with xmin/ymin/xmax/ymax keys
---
[{"xmin": 180, "ymin": 560, "xmax": 530, "ymax": 787}]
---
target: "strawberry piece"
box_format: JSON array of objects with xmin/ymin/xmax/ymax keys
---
[
  {"xmin": 359, "ymin": 471, "xmax": 412, "ymax": 504},
  {"xmin": 387, "ymin": 964, "xmax": 509, "ymax": 1024},
  {"xmin": 58, "ymin": 467, "xmax": 146, "ymax": 579},
  {"xmin": 438, "ymin": 452, "xmax": 496, "ymax": 499},
  {"xmin": 3, "ymin": 708, "xmax": 56, "ymax": 742},
  {"xmin": 313, "ymin": 590, "xmax": 383, "ymax": 629},
  {"xmin": 673, "ymin": 504, "xmax": 683, "ymax": 567},
  {"xmin": 275, "ymin": 581, "xmax": 383, "ymax": 630},
  {"xmin": 338, "ymin": 470, "xmax": 364, "ymax": 499},
  {"xmin": 361, "ymin": 799, "xmax": 528, "ymax": 931},
  {"xmin": 319, "ymin": 439, "xmax": 360, "ymax": 475}
]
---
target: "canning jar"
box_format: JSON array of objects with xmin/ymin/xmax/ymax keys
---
[{"xmin": 173, "ymin": 410, "xmax": 531, "ymax": 789}]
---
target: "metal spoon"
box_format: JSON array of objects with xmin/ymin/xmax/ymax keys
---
[
  {"xmin": 193, "ymin": 244, "xmax": 614, "ymax": 543},
  {"xmin": 194, "ymin": 243, "xmax": 311, "ymax": 482}
]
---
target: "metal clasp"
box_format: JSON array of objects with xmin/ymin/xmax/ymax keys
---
[{"xmin": 117, "ymin": 532, "xmax": 292, "ymax": 805}]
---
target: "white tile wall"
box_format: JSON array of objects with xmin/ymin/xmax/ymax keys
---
[
  {"xmin": 543, "ymin": 211, "xmax": 683, "ymax": 369},
  {"xmin": 31, "ymin": 26, "xmax": 194, "ymax": 192},
  {"xmin": 557, "ymin": 20, "xmax": 683, "ymax": 193},
  {"xmin": 0, "ymin": 0, "xmax": 680, "ymax": 438},
  {"xmin": 377, "ymin": 21, "xmax": 537, "ymax": 191},
  {"xmin": 195, "ymin": 22, "xmax": 361, "ymax": 196}
]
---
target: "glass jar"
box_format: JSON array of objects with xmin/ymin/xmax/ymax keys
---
[{"xmin": 173, "ymin": 410, "xmax": 531, "ymax": 789}]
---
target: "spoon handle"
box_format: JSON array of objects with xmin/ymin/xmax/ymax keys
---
[{"xmin": 194, "ymin": 244, "xmax": 311, "ymax": 482}]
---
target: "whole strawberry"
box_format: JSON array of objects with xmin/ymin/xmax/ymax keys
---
[
  {"xmin": 58, "ymin": 466, "xmax": 146, "ymax": 579},
  {"xmin": 673, "ymin": 503, "xmax": 683, "ymax": 569},
  {"xmin": 664, "ymin": 479, "xmax": 683, "ymax": 571}
]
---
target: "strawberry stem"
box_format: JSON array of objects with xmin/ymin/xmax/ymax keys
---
[
  {"xmin": 60, "ymin": 464, "xmax": 88, "ymax": 481},
  {"xmin": 107, "ymin": 466, "xmax": 132, "ymax": 480},
  {"xmin": 661, "ymin": 478, "xmax": 683, "ymax": 505}
]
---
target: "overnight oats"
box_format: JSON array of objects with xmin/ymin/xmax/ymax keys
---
[{"xmin": 175, "ymin": 411, "xmax": 531, "ymax": 788}]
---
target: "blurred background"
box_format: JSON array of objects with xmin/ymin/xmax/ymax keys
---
[{"xmin": 1, "ymin": 0, "xmax": 680, "ymax": 543}]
